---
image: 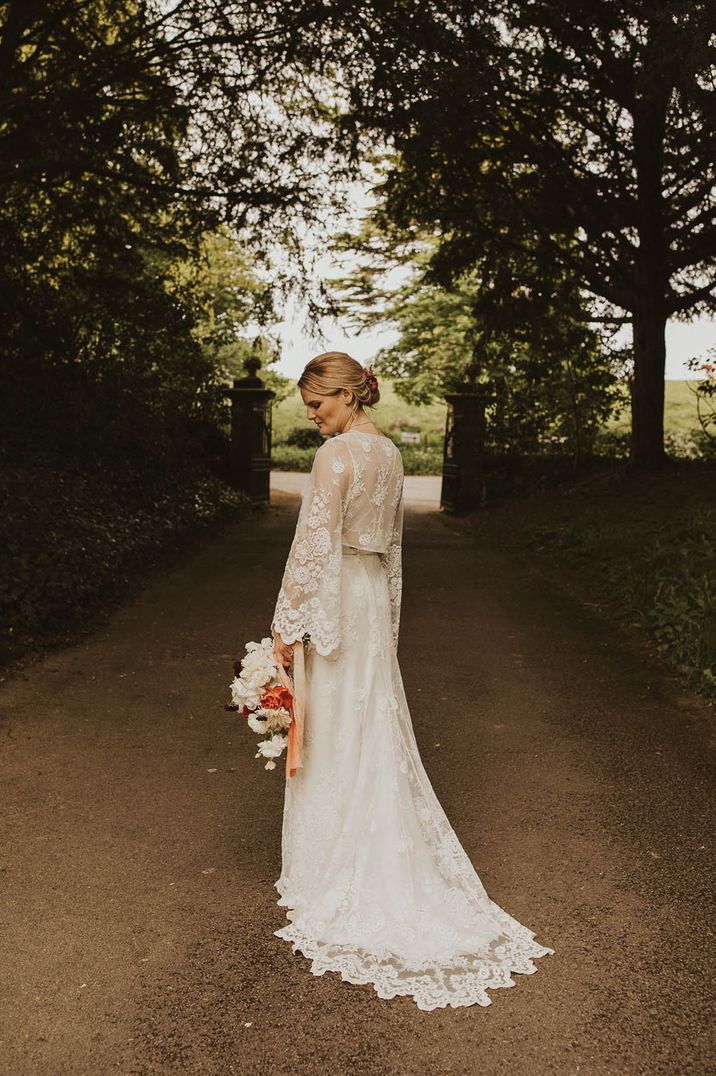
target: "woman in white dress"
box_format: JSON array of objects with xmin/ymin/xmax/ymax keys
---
[{"xmin": 270, "ymin": 352, "xmax": 554, "ymax": 1011}]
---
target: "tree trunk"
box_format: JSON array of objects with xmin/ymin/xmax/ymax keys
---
[
  {"xmin": 631, "ymin": 73, "xmax": 669, "ymax": 472},
  {"xmin": 630, "ymin": 299, "xmax": 667, "ymax": 470}
]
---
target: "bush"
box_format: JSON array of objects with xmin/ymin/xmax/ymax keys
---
[
  {"xmin": 592, "ymin": 428, "xmax": 631, "ymax": 459},
  {"xmin": 0, "ymin": 445, "xmax": 252, "ymax": 667},
  {"xmin": 664, "ymin": 429, "xmax": 716, "ymax": 462},
  {"xmin": 394, "ymin": 442, "xmax": 443, "ymax": 475},
  {"xmin": 271, "ymin": 444, "xmax": 317, "ymax": 471},
  {"xmin": 272, "ymin": 433, "xmax": 443, "ymax": 475},
  {"xmin": 284, "ymin": 426, "xmax": 324, "ymax": 449}
]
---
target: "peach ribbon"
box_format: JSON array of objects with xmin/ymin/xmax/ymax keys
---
[{"xmin": 274, "ymin": 641, "xmax": 306, "ymax": 779}]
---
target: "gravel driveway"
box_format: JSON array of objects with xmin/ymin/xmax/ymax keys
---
[{"xmin": 1, "ymin": 486, "xmax": 713, "ymax": 1075}]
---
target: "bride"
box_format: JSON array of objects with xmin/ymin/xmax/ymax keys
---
[{"xmin": 270, "ymin": 351, "xmax": 554, "ymax": 1011}]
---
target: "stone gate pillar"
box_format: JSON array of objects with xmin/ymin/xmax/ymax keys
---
[
  {"xmin": 440, "ymin": 386, "xmax": 491, "ymax": 514},
  {"xmin": 223, "ymin": 354, "xmax": 275, "ymax": 505}
]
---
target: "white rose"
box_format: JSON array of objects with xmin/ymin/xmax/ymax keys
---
[
  {"xmin": 255, "ymin": 734, "xmax": 288, "ymax": 761},
  {"xmin": 242, "ymin": 668, "xmax": 268, "ymax": 690},
  {"xmin": 241, "ymin": 651, "xmax": 263, "ymax": 669},
  {"xmin": 243, "ymin": 659, "xmax": 276, "ymax": 686},
  {"xmin": 247, "ymin": 714, "xmax": 268, "ymax": 735},
  {"xmin": 241, "ymin": 667, "xmax": 263, "ymax": 684},
  {"xmin": 230, "ymin": 677, "xmax": 262, "ymax": 710},
  {"xmin": 243, "ymin": 644, "xmax": 270, "ymax": 661},
  {"xmin": 244, "ymin": 638, "xmax": 273, "ymax": 656}
]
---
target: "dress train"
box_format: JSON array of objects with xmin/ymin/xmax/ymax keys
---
[{"xmin": 273, "ymin": 550, "xmax": 555, "ymax": 1011}]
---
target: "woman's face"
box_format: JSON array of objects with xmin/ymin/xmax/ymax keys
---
[{"xmin": 300, "ymin": 387, "xmax": 355, "ymax": 436}]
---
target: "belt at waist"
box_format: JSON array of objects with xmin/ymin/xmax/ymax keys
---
[{"xmin": 342, "ymin": 546, "xmax": 381, "ymax": 557}]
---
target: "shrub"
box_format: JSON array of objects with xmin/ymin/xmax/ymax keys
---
[
  {"xmin": 0, "ymin": 445, "xmax": 251, "ymax": 667},
  {"xmin": 284, "ymin": 426, "xmax": 323, "ymax": 449}
]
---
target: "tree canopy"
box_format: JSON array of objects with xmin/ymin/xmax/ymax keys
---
[
  {"xmin": 302, "ymin": 0, "xmax": 716, "ymax": 468},
  {"xmin": 2, "ymin": 1, "xmax": 714, "ymax": 473},
  {"xmin": 0, "ymin": 0, "xmax": 309, "ymax": 465},
  {"xmin": 330, "ymin": 211, "xmax": 625, "ymax": 465}
]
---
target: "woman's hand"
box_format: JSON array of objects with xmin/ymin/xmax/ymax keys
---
[{"xmin": 273, "ymin": 630, "xmax": 294, "ymax": 669}]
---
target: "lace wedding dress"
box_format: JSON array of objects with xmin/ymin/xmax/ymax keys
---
[{"xmin": 270, "ymin": 429, "xmax": 554, "ymax": 1011}]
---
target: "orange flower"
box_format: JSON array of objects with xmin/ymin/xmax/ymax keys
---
[{"xmin": 261, "ymin": 686, "xmax": 293, "ymax": 712}]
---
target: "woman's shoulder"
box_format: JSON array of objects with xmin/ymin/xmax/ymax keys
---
[
  {"xmin": 313, "ymin": 434, "xmax": 352, "ymax": 473},
  {"xmin": 315, "ymin": 434, "xmax": 349, "ymax": 456}
]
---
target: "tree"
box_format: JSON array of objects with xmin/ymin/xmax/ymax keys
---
[
  {"xmin": 329, "ymin": 216, "xmax": 477, "ymax": 402},
  {"xmin": 170, "ymin": 227, "xmax": 278, "ymax": 379},
  {"xmin": 0, "ymin": 1, "xmax": 313, "ymax": 461},
  {"xmin": 331, "ymin": 214, "xmax": 624, "ymax": 466},
  {"xmin": 312, "ymin": 0, "xmax": 716, "ymax": 470}
]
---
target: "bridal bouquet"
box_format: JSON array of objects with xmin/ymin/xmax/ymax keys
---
[
  {"xmin": 226, "ymin": 636, "xmax": 305, "ymax": 776},
  {"xmin": 228, "ymin": 637, "xmax": 291, "ymax": 769}
]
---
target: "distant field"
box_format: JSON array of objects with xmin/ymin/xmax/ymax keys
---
[
  {"xmin": 606, "ymin": 380, "xmax": 704, "ymax": 435},
  {"xmin": 272, "ymin": 378, "xmax": 705, "ymax": 443},
  {"xmin": 271, "ymin": 380, "xmax": 448, "ymax": 446}
]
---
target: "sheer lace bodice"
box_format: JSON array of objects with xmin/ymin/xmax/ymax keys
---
[{"xmin": 271, "ymin": 431, "xmax": 404, "ymax": 656}]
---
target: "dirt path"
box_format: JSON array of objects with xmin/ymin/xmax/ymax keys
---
[{"xmin": 1, "ymin": 487, "xmax": 713, "ymax": 1076}]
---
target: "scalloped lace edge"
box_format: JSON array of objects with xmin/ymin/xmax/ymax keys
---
[{"xmin": 273, "ymin": 892, "xmax": 555, "ymax": 1011}]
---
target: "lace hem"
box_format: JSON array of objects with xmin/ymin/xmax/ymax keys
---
[
  {"xmin": 270, "ymin": 612, "xmax": 337, "ymax": 658},
  {"xmin": 273, "ymin": 882, "xmax": 555, "ymax": 1012}
]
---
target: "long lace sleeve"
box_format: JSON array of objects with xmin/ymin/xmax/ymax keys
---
[
  {"xmin": 271, "ymin": 439, "xmax": 349, "ymax": 658},
  {"xmin": 379, "ymin": 487, "xmax": 404, "ymax": 651}
]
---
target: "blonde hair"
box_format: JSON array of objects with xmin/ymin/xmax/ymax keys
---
[{"xmin": 298, "ymin": 352, "xmax": 380, "ymax": 421}]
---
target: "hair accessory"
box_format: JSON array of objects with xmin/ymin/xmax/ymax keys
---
[{"xmin": 364, "ymin": 365, "xmax": 379, "ymax": 390}]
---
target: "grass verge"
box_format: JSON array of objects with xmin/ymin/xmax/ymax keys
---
[{"xmin": 471, "ymin": 459, "xmax": 715, "ymax": 701}]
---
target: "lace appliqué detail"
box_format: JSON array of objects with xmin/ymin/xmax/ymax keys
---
[
  {"xmin": 272, "ymin": 913, "xmax": 555, "ymax": 1011},
  {"xmin": 273, "ymin": 436, "xmax": 404, "ymax": 657},
  {"xmin": 272, "ymin": 440, "xmax": 348, "ymax": 657},
  {"xmin": 378, "ymin": 488, "xmax": 404, "ymax": 650}
]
